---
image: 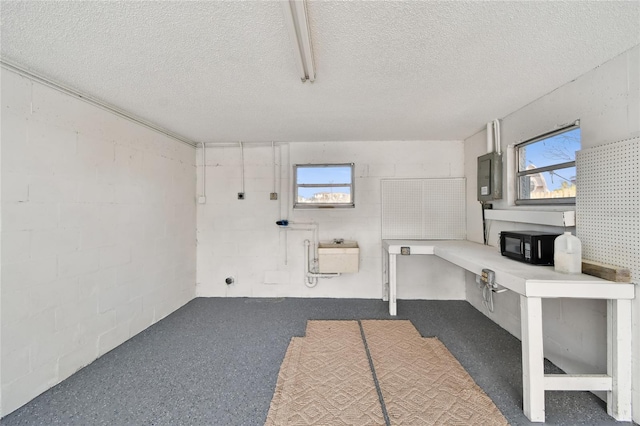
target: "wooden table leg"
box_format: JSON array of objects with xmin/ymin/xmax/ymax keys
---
[
  {"xmin": 521, "ymin": 295, "xmax": 545, "ymax": 422},
  {"xmin": 389, "ymin": 253, "xmax": 397, "ymax": 316},
  {"xmin": 382, "ymin": 247, "xmax": 389, "ymax": 302},
  {"xmin": 607, "ymin": 299, "xmax": 632, "ymax": 421}
]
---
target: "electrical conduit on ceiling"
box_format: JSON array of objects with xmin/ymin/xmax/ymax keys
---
[{"xmin": 0, "ymin": 59, "xmax": 198, "ymax": 148}]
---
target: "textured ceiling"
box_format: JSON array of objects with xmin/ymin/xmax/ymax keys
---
[{"xmin": 1, "ymin": 1, "xmax": 639, "ymax": 144}]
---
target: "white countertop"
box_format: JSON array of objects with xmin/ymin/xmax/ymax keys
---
[{"xmin": 383, "ymin": 239, "xmax": 635, "ymax": 299}]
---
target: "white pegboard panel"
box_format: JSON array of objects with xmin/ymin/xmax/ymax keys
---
[
  {"xmin": 576, "ymin": 136, "xmax": 639, "ymax": 283},
  {"xmin": 381, "ymin": 178, "xmax": 466, "ymax": 240}
]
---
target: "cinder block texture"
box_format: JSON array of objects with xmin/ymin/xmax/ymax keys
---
[
  {"xmin": 195, "ymin": 141, "xmax": 466, "ymax": 300},
  {"xmin": 463, "ymin": 46, "xmax": 640, "ymax": 421},
  {"xmin": 1, "ymin": 68, "xmax": 196, "ymax": 416}
]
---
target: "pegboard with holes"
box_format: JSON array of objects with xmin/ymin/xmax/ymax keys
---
[
  {"xmin": 576, "ymin": 136, "xmax": 639, "ymax": 283},
  {"xmin": 381, "ymin": 178, "xmax": 466, "ymax": 240}
]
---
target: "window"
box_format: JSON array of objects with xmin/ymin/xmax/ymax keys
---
[
  {"xmin": 516, "ymin": 124, "xmax": 581, "ymax": 205},
  {"xmin": 293, "ymin": 163, "xmax": 355, "ymax": 208}
]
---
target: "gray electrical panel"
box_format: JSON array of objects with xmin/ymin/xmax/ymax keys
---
[{"xmin": 477, "ymin": 152, "xmax": 503, "ymax": 201}]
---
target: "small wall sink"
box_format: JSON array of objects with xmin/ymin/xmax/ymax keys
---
[{"xmin": 318, "ymin": 240, "xmax": 359, "ymax": 273}]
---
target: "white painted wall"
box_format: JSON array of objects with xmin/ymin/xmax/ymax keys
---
[
  {"xmin": 0, "ymin": 68, "xmax": 197, "ymax": 416},
  {"xmin": 196, "ymin": 140, "xmax": 466, "ymax": 300},
  {"xmin": 0, "ymin": 68, "xmax": 3, "ymax": 417},
  {"xmin": 2, "ymin": 42, "xmax": 636, "ymax": 421},
  {"xmin": 464, "ymin": 45, "xmax": 639, "ymax": 421}
]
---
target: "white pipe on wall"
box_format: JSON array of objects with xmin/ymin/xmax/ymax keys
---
[
  {"xmin": 278, "ymin": 222, "xmax": 340, "ymax": 285},
  {"xmin": 239, "ymin": 141, "xmax": 245, "ymax": 194},
  {"xmin": 284, "ymin": 223, "xmax": 318, "ymax": 264},
  {"xmin": 278, "ymin": 222, "xmax": 316, "ymax": 270},
  {"xmin": 272, "ymin": 141, "xmax": 277, "ymax": 195},
  {"xmin": 486, "ymin": 119, "xmax": 502, "ymax": 154},
  {"xmin": 494, "ymin": 119, "xmax": 501, "ymax": 154},
  {"xmin": 304, "ymin": 239, "xmax": 318, "ymax": 287},
  {"xmin": 486, "ymin": 121, "xmax": 494, "ymax": 154},
  {"xmin": 201, "ymin": 142, "xmax": 206, "ymax": 200},
  {"xmin": 304, "ymin": 240, "xmax": 340, "ymax": 286}
]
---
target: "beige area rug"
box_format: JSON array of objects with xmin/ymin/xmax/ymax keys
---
[
  {"xmin": 265, "ymin": 320, "xmax": 508, "ymax": 426},
  {"xmin": 266, "ymin": 321, "xmax": 386, "ymax": 425},
  {"xmin": 361, "ymin": 320, "xmax": 508, "ymax": 425}
]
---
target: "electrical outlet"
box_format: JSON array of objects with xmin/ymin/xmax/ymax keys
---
[
  {"xmin": 270, "ymin": 192, "xmax": 278, "ymax": 200},
  {"xmin": 480, "ymin": 268, "xmax": 496, "ymax": 287},
  {"xmin": 237, "ymin": 192, "xmax": 245, "ymax": 200},
  {"xmin": 198, "ymin": 196, "xmax": 206, "ymax": 204}
]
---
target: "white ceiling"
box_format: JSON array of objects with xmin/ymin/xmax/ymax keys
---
[{"xmin": 1, "ymin": 1, "xmax": 638, "ymax": 144}]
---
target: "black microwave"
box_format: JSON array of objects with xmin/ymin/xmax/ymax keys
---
[{"xmin": 500, "ymin": 231, "xmax": 559, "ymax": 265}]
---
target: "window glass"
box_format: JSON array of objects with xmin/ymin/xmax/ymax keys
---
[
  {"xmin": 297, "ymin": 166, "xmax": 352, "ymax": 185},
  {"xmin": 516, "ymin": 126, "xmax": 580, "ymax": 204},
  {"xmin": 294, "ymin": 164, "xmax": 354, "ymax": 208},
  {"xmin": 518, "ymin": 128, "xmax": 581, "ymax": 172}
]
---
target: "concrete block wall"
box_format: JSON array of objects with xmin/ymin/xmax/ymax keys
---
[
  {"xmin": 196, "ymin": 140, "xmax": 466, "ymax": 300},
  {"xmin": 463, "ymin": 45, "xmax": 639, "ymax": 419},
  {"xmin": 0, "ymin": 68, "xmax": 197, "ymax": 416}
]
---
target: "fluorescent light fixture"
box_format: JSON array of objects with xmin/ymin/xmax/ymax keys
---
[{"xmin": 282, "ymin": 0, "xmax": 316, "ymax": 82}]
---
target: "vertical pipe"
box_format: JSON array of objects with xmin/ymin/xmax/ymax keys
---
[
  {"xmin": 272, "ymin": 141, "xmax": 276, "ymax": 194},
  {"xmin": 304, "ymin": 239, "xmax": 318, "ymax": 287},
  {"xmin": 239, "ymin": 141, "xmax": 245, "ymax": 193},
  {"xmin": 201, "ymin": 142, "xmax": 206, "ymax": 199},
  {"xmin": 494, "ymin": 119, "xmax": 502, "ymax": 154},
  {"xmin": 281, "ymin": 143, "xmax": 289, "ymax": 265},
  {"xmin": 283, "ymin": 143, "xmax": 290, "ymax": 220}
]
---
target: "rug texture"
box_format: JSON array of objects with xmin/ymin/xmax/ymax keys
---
[{"xmin": 265, "ymin": 320, "xmax": 508, "ymax": 426}]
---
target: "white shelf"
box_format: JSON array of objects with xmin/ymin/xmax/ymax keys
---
[{"xmin": 484, "ymin": 209, "xmax": 575, "ymax": 227}]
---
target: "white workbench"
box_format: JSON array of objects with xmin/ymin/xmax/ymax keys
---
[{"xmin": 382, "ymin": 239, "xmax": 635, "ymax": 423}]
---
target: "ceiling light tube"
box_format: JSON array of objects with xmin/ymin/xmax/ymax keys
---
[
  {"xmin": 293, "ymin": 0, "xmax": 315, "ymax": 82},
  {"xmin": 282, "ymin": 0, "xmax": 315, "ymax": 83},
  {"xmin": 282, "ymin": 1, "xmax": 306, "ymax": 81}
]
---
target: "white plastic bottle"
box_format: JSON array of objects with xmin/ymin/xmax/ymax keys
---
[{"xmin": 554, "ymin": 232, "xmax": 582, "ymax": 274}]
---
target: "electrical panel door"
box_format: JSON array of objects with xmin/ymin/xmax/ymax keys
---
[{"xmin": 477, "ymin": 152, "xmax": 503, "ymax": 201}]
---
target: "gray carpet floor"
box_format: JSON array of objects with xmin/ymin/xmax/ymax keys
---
[{"xmin": 1, "ymin": 298, "xmax": 635, "ymax": 426}]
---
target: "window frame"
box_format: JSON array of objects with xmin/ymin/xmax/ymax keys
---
[
  {"xmin": 293, "ymin": 163, "xmax": 355, "ymax": 209},
  {"xmin": 515, "ymin": 123, "xmax": 580, "ymax": 206}
]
